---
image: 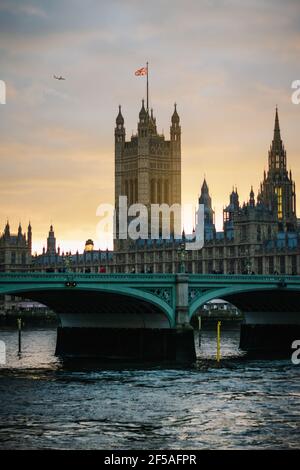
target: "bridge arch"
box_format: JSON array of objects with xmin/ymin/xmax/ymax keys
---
[
  {"xmin": 0, "ymin": 283, "xmax": 175, "ymax": 328},
  {"xmin": 189, "ymin": 284, "xmax": 300, "ymax": 319}
]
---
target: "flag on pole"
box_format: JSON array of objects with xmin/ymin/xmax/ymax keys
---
[{"xmin": 135, "ymin": 66, "xmax": 148, "ymax": 76}]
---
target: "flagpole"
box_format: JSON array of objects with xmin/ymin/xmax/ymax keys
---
[{"xmin": 146, "ymin": 61, "xmax": 149, "ymax": 112}]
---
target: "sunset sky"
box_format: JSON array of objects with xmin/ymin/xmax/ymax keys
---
[{"xmin": 0, "ymin": 0, "xmax": 299, "ymax": 253}]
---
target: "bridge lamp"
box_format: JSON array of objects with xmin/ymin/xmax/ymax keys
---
[
  {"xmin": 178, "ymin": 242, "xmax": 187, "ymax": 273},
  {"xmin": 278, "ymin": 279, "xmax": 287, "ymax": 289},
  {"xmin": 65, "ymin": 281, "xmax": 77, "ymax": 288}
]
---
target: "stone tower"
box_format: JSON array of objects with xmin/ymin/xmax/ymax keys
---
[
  {"xmin": 199, "ymin": 178, "xmax": 215, "ymax": 240},
  {"xmin": 260, "ymin": 108, "xmax": 296, "ymax": 230},
  {"xmin": 27, "ymin": 222, "xmax": 32, "ymax": 255},
  {"xmin": 47, "ymin": 225, "xmax": 56, "ymax": 254},
  {"xmin": 114, "ymin": 101, "xmax": 181, "ymax": 249}
]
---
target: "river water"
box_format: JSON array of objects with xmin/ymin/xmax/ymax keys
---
[{"xmin": 0, "ymin": 326, "xmax": 299, "ymax": 449}]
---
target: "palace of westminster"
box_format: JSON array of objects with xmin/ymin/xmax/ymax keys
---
[{"xmin": 1, "ymin": 103, "xmax": 299, "ymax": 276}]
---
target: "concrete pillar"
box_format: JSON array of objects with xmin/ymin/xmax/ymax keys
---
[
  {"xmin": 174, "ymin": 274, "xmax": 196, "ymax": 363},
  {"xmin": 175, "ymin": 273, "xmax": 190, "ymax": 325}
]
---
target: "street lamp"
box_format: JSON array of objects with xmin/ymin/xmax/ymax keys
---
[
  {"xmin": 245, "ymin": 248, "xmax": 251, "ymax": 275},
  {"xmin": 62, "ymin": 252, "xmax": 72, "ymax": 273},
  {"xmin": 178, "ymin": 242, "xmax": 186, "ymax": 273},
  {"xmin": 62, "ymin": 253, "xmax": 77, "ymax": 287}
]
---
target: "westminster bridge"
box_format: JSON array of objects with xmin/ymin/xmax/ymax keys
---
[{"xmin": 1, "ymin": 273, "xmax": 300, "ymax": 362}]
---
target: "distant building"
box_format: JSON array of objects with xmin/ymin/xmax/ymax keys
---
[
  {"xmin": 32, "ymin": 226, "xmax": 113, "ymax": 273},
  {"xmin": 16, "ymin": 107, "xmax": 300, "ymax": 276},
  {"xmin": 260, "ymin": 107, "xmax": 297, "ymax": 231},
  {"xmin": 114, "ymin": 101, "xmax": 181, "ymax": 249},
  {"xmin": 0, "ymin": 222, "xmax": 31, "ymax": 272}
]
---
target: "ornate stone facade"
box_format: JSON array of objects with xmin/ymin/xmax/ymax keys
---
[
  {"xmin": 114, "ymin": 101, "xmax": 181, "ymax": 249},
  {"xmin": 0, "ymin": 222, "xmax": 31, "ymax": 272},
  {"xmin": 30, "ymin": 108, "xmax": 300, "ymax": 275}
]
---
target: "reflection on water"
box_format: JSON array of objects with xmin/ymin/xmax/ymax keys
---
[{"xmin": 0, "ymin": 326, "xmax": 299, "ymax": 449}]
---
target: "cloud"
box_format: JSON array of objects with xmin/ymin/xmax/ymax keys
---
[{"xmin": 1, "ymin": 0, "xmax": 300, "ymax": 249}]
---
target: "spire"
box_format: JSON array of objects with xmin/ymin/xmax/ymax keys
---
[
  {"xmin": 27, "ymin": 221, "xmax": 32, "ymax": 254},
  {"xmin": 249, "ymin": 186, "xmax": 255, "ymax": 207},
  {"xmin": 47, "ymin": 224, "xmax": 56, "ymax": 254},
  {"xmin": 201, "ymin": 178, "xmax": 209, "ymax": 194},
  {"xmin": 171, "ymin": 103, "xmax": 180, "ymax": 124},
  {"xmin": 267, "ymin": 106, "xmax": 286, "ymax": 172},
  {"xmin": 116, "ymin": 105, "xmax": 124, "ymax": 126},
  {"xmin": 274, "ymin": 106, "xmax": 280, "ymax": 137},
  {"xmin": 270, "ymin": 106, "xmax": 285, "ymax": 156},
  {"xmin": 272, "ymin": 106, "xmax": 282, "ymax": 150},
  {"xmin": 229, "ymin": 187, "xmax": 239, "ymax": 209},
  {"xmin": 4, "ymin": 220, "xmax": 10, "ymax": 238},
  {"xmin": 18, "ymin": 222, "xmax": 22, "ymax": 239},
  {"xmin": 199, "ymin": 178, "xmax": 212, "ymax": 209},
  {"xmin": 139, "ymin": 99, "xmax": 147, "ymax": 120}
]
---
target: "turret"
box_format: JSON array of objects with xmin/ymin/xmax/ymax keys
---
[
  {"xmin": 27, "ymin": 222, "xmax": 32, "ymax": 254},
  {"xmin": 18, "ymin": 222, "xmax": 23, "ymax": 241},
  {"xmin": 249, "ymin": 186, "xmax": 255, "ymax": 207},
  {"xmin": 230, "ymin": 187, "xmax": 239, "ymax": 210},
  {"xmin": 47, "ymin": 225, "xmax": 56, "ymax": 254},
  {"xmin": 170, "ymin": 103, "xmax": 181, "ymax": 143},
  {"xmin": 4, "ymin": 221, "xmax": 10, "ymax": 240},
  {"xmin": 138, "ymin": 99, "xmax": 149, "ymax": 137},
  {"xmin": 199, "ymin": 178, "xmax": 215, "ymax": 239},
  {"xmin": 115, "ymin": 105, "xmax": 125, "ymax": 143},
  {"xmin": 268, "ymin": 107, "xmax": 287, "ymax": 172}
]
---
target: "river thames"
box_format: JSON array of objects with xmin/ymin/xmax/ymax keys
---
[{"xmin": 0, "ymin": 326, "xmax": 299, "ymax": 449}]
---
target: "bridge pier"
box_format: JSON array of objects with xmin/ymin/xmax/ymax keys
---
[
  {"xmin": 55, "ymin": 326, "xmax": 195, "ymax": 363},
  {"xmin": 174, "ymin": 274, "xmax": 197, "ymax": 364},
  {"xmin": 240, "ymin": 311, "xmax": 300, "ymax": 353},
  {"xmin": 54, "ymin": 274, "xmax": 196, "ymax": 365}
]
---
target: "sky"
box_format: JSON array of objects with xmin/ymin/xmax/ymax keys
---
[{"xmin": 0, "ymin": 0, "xmax": 300, "ymax": 253}]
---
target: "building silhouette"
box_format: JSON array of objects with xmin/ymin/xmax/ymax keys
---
[
  {"xmin": 259, "ymin": 107, "xmax": 296, "ymax": 230},
  {"xmin": 2, "ymin": 106, "xmax": 300, "ymax": 276},
  {"xmin": 0, "ymin": 222, "xmax": 31, "ymax": 272},
  {"xmin": 114, "ymin": 101, "xmax": 181, "ymax": 249}
]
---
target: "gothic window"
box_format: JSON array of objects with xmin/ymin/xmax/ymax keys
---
[
  {"xmin": 275, "ymin": 186, "xmax": 283, "ymax": 219},
  {"xmin": 11, "ymin": 252, "xmax": 16, "ymax": 264},
  {"xmin": 157, "ymin": 180, "xmax": 162, "ymax": 204},
  {"xmin": 241, "ymin": 226, "xmax": 247, "ymax": 240},
  {"xmin": 257, "ymin": 225, "xmax": 261, "ymax": 241},
  {"xmin": 268, "ymin": 257, "xmax": 274, "ymax": 275},
  {"xmin": 280, "ymin": 256, "xmax": 285, "ymax": 274},
  {"xmin": 151, "ymin": 179, "xmax": 155, "ymax": 203},
  {"xmin": 268, "ymin": 226, "xmax": 272, "ymax": 239},
  {"xmin": 135, "ymin": 178, "xmax": 138, "ymax": 203},
  {"xmin": 164, "ymin": 180, "xmax": 169, "ymax": 205},
  {"xmin": 130, "ymin": 180, "xmax": 134, "ymax": 205},
  {"xmin": 292, "ymin": 256, "xmax": 297, "ymax": 275}
]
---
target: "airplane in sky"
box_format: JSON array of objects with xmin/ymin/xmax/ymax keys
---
[{"xmin": 53, "ymin": 75, "xmax": 66, "ymax": 80}]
